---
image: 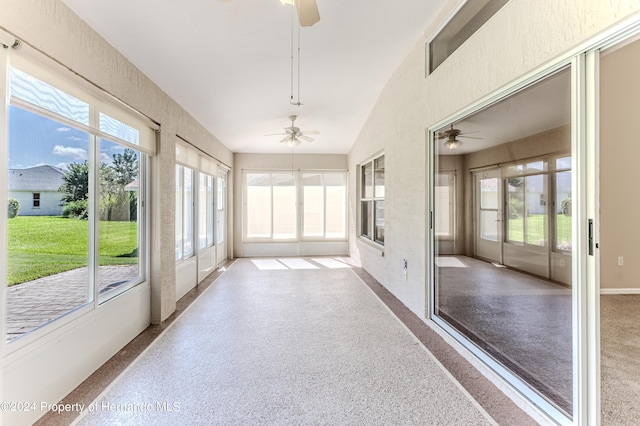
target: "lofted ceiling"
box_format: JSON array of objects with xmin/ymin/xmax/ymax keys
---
[{"xmin": 61, "ymin": 0, "xmax": 447, "ymax": 154}]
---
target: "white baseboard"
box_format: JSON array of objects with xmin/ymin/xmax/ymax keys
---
[{"xmin": 600, "ymin": 288, "xmax": 640, "ymax": 295}]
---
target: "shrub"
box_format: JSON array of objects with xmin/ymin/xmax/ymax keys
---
[
  {"xmin": 561, "ymin": 197, "xmax": 571, "ymax": 216},
  {"xmin": 63, "ymin": 199, "xmax": 89, "ymax": 220},
  {"xmin": 8, "ymin": 198, "xmax": 20, "ymax": 218},
  {"xmin": 508, "ymin": 198, "xmax": 524, "ymax": 219}
]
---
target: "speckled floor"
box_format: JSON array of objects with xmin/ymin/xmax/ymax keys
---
[{"xmin": 73, "ymin": 258, "xmax": 496, "ymax": 425}]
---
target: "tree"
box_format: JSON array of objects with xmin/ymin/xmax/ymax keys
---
[
  {"xmin": 59, "ymin": 161, "xmax": 89, "ymax": 203},
  {"xmin": 59, "ymin": 149, "xmax": 139, "ymax": 221},
  {"xmin": 112, "ymin": 148, "xmax": 138, "ymax": 187}
]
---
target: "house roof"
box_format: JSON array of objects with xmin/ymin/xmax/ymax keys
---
[{"xmin": 8, "ymin": 165, "xmax": 65, "ymax": 192}]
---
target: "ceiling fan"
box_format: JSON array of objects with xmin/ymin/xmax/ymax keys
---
[
  {"xmin": 266, "ymin": 115, "xmax": 319, "ymax": 147},
  {"xmin": 280, "ymin": 0, "xmax": 320, "ymax": 27},
  {"xmin": 437, "ymin": 124, "xmax": 481, "ymax": 149}
]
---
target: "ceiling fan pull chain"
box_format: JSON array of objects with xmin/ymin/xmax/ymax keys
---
[
  {"xmin": 290, "ymin": 7, "xmax": 295, "ymax": 105},
  {"xmin": 297, "ymin": 21, "xmax": 301, "ymax": 106}
]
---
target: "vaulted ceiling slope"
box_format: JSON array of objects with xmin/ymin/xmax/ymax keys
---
[{"xmin": 61, "ymin": 0, "xmax": 447, "ymax": 154}]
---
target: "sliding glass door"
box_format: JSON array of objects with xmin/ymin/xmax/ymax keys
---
[{"xmin": 430, "ymin": 66, "xmax": 579, "ymax": 423}]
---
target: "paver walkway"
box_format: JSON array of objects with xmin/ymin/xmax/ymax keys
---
[{"xmin": 6, "ymin": 265, "xmax": 138, "ymax": 341}]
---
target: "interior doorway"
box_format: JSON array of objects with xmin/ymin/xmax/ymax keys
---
[
  {"xmin": 474, "ymin": 168, "xmax": 502, "ymax": 264},
  {"xmin": 598, "ymin": 32, "xmax": 640, "ymax": 425}
]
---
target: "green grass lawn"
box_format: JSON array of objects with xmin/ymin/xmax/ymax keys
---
[
  {"xmin": 7, "ymin": 216, "xmax": 138, "ymax": 286},
  {"xmin": 507, "ymin": 214, "xmax": 572, "ymax": 247}
]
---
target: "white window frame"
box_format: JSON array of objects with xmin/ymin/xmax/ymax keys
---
[
  {"xmin": 243, "ymin": 170, "xmax": 348, "ymax": 243},
  {"xmin": 359, "ymin": 154, "xmax": 384, "ymax": 246},
  {"xmin": 301, "ymin": 171, "xmax": 347, "ymax": 241},
  {"xmin": 434, "ymin": 171, "xmax": 455, "ymax": 240},
  {"xmin": 2, "ymin": 46, "xmax": 154, "ymax": 349},
  {"xmin": 175, "ymin": 164, "xmax": 195, "ymax": 262}
]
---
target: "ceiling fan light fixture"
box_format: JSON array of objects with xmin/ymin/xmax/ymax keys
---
[
  {"xmin": 286, "ymin": 138, "xmax": 301, "ymax": 148},
  {"xmin": 444, "ymin": 139, "xmax": 462, "ymax": 150}
]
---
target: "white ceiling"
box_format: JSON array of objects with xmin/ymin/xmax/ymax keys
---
[
  {"xmin": 436, "ymin": 68, "xmax": 572, "ymax": 155},
  {"xmin": 61, "ymin": 0, "xmax": 447, "ymax": 154}
]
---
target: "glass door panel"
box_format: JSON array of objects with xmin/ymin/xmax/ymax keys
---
[{"xmin": 432, "ymin": 66, "xmax": 573, "ymax": 421}]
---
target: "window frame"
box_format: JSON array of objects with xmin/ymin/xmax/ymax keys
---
[
  {"xmin": 32, "ymin": 192, "xmax": 40, "ymax": 208},
  {"xmin": 243, "ymin": 170, "xmax": 348, "ymax": 243},
  {"xmin": 434, "ymin": 171, "xmax": 456, "ymax": 240},
  {"xmin": 3, "ymin": 51, "xmax": 153, "ymax": 345},
  {"xmin": 175, "ymin": 164, "xmax": 196, "ymax": 263},
  {"xmin": 359, "ymin": 154, "xmax": 385, "ymax": 246},
  {"xmin": 301, "ymin": 171, "xmax": 347, "ymax": 241}
]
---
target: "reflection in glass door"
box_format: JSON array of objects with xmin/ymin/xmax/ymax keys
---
[
  {"xmin": 475, "ymin": 169, "xmax": 502, "ymax": 264},
  {"xmin": 431, "ymin": 66, "xmax": 574, "ymax": 422}
]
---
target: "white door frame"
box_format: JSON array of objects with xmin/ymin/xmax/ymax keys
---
[
  {"xmin": 474, "ymin": 168, "xmax": 503, "ymax": 264},
  {"xmin": 216, "ymin": 167, "xmax": 228, "ymax": 267}
]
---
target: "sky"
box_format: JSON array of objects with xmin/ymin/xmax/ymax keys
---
[{"xmin": 9, "ymin": 105, "xmax": 117, "ymax": 170}]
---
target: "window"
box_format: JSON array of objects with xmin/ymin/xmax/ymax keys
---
[
  {"xmin": 553, "ymin": 156, "xmax": 572, "ymax": 251},
  {"xmin": 505, "ymin": 159, "xmax": 554, "ymax": 247},
  {"xmin": 198, "ymin": 173, "xmax": 215, "ymax": 249},
  {"xmin": 245, "ymin": 171, "xmax": 347, "ymax": 241},
  {"xmin": 435, "ymin": 172, "xmax": 455, "ymax": 238},
  {"xmin": 428, "ymin": 0, "xmax": 509, "ymax": 74},
  {"xmin": 5, "ymin": 57, "xmax": 153, "ymax": 341},
  {"xmin": 302, "ymin": 172, "xmax": 346, "ymax": 239},
  {"xmin": 175, "ymin": 165, "xmax": 194, "ymax": 261},
  {"xmin": 360, "ymin": 155, "xmax": 385, "ymax": 245},
  {"xmin": 245, "ymin": 172, "xmax": 296, "ymax": 240},
  {"xmin": 216, "ymin": 170, "xmax": 226, "ymax": 245}
]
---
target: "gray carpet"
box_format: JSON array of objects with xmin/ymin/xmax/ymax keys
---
[
  {"xmin": 601, "ymin": 294, "xmax": 640, "ymax": 426},
  {"xmin": 436, "ymin": 256, "xmax": 572, "ymax": 414},
  {"xmin": 75, "ymin": 258, "xmax": 495, "ymax": 425}
]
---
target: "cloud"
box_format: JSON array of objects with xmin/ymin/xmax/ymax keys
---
[
  {"xmin": 66, "ymin": 136, "xmax": 84, "ymax": 142},
  {"xmin": 56, "ymin": 126, "xmax": 72, "ymax": 132},
  {"xmin": 52, "ymin": 145, "xmax": 88, "ymax": 160},
  {"xmin": 100, "ymin": 153, "xmax": 111, "ymax": 163}
]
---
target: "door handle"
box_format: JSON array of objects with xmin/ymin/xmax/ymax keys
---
[{"xmin": 588, "ymin": 219, "xmax": 594, "ymax": 256}]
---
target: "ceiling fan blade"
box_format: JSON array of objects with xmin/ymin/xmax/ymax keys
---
[
  {"xmin": 298, "ymin": 134, "xmax": 314, "ymax": 142},
  {"xmin": 265, "ymin": 132, "xmax": 287, "ymax": 136},
  {"xmin": 302, "ymin": 130, "xmax": 319, "ymax": 135},
  {"xmin": 296, "ymin": 0, "xmax": 320, "ymax": 27},
  {"xmin": 457, "ymin": 135, "xmax": 483, "ymax": 140}
]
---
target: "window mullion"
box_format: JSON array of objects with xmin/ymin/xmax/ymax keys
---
[
  {"xmin": 88, "ymin": 132, "xmax": 98, "ymax": 305},
  {"xmin": 270, "ymin": 173, "xmax": 274, "ymax": 239}
]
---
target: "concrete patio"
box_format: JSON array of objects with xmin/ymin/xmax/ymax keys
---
[{"xmin": 6, "ymin": 265, "xmax": 138, "ymax": 341}]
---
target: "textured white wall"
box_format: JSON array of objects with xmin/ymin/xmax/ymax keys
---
[
  {"xmin": 1, "ymin": 0, "xmax": 233, "ymax": 322},
  {"xmin": 348, "ymin": 0, "xmax": 640, "ymax": 317}
]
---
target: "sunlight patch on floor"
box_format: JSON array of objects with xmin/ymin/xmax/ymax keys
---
[
  {"xmin": 278, "ymin": 258, "xmax": 319, "ymax": 269},
  {"xmin": 251, "ymin": 259, "xmax": 288, "ymax": 270},
  {"xmin": 312, "ymin": 258, "xmax": 351, "ymax": 269},
  {"xmin": 435, "ymin": 257, "xmax": 468, "ymax": 268}
]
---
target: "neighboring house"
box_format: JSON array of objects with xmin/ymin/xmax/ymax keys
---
[{"xmin": 8, "ymin": 165, "xmax": 65, "ymax": 216}]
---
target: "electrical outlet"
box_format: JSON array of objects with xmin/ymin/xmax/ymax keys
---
[{"xmin": 618, "ymin": 256, "xmax": 624, "ymax": 266}]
